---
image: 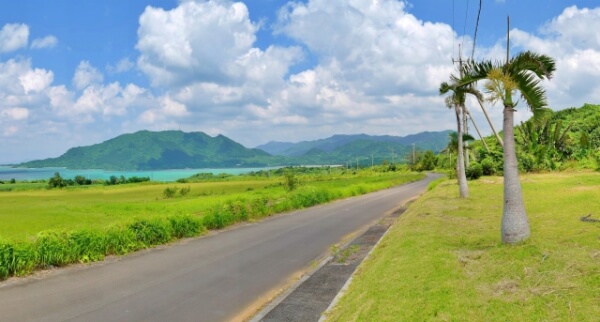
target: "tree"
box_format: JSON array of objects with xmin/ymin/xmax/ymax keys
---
[
  {"xmin": 440, "ymin": 79, "xmax": 481, "ymax": 198},
  {"xmin": 459, "ymin": 50, "xmax": 556, "ymax": 244},
  {"xmin": 74, "ymin": 175, "xmax": 87, "ymax": 185},
  {"xmin": 48, "ymin": 172, "xmax": 66, "ymax": 188}
]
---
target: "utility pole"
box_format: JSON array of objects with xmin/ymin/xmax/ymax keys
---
[
  {"xmin": 453, "ymin": 44, "xmax": 469, "ymax": 170},
  {"xmin": 412, "ymin": 143, "xmax": 416, "ymax": 165}
]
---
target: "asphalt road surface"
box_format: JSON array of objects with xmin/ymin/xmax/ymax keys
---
[{"xmin": 0, "ymin": 173, "xmax": 440, "ymax": 322}]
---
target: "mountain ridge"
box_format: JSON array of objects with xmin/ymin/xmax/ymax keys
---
[
  {"xmin": 255, "ymin": 131, "xmax": 451, "ymax": 156},
  {"xmin": 19, "ymin": 129, "xmax": 453, "ymax": 170}
]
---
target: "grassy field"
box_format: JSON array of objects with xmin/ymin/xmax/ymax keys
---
[
  {"xmin": 0, "ymin": 168, "xmax": 425, "ymax": 280},
  {"xmin": 325, "ymin": 172, "xmax": 600, "ymax": 321},
  {"xmin": 0, "ymin": 169, "xmax": 422, "ymax": 241}
]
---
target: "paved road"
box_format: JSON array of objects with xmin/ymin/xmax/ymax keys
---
[{"xmin": 0, "ymin": 173, "xmax": 439, "ymax": 322}]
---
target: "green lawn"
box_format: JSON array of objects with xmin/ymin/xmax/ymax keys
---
[{"xmin": 325, "ymin": 172, "xmax": 600, "ymax": 321}]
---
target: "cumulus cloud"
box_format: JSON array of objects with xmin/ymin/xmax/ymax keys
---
[
  {"xmin": 276, "ymin": 0, "xmax": 456, "ymax": 96},
  {"xmin": 19, "ymin": 68, "xmax": 54, "ymax": 94},
  {"xmin": 107, "ymin": 57, "xmax": 135, "ymax": 74},
  {"xmin": 72, "ymin": 61, "xmax": 104, "ymax": 90},
  {"xmin": 136, "ymin": 1, "xmax": 256, "ymax": 86},
  {"xmin": 0, "ymin": 107, "xmax": 29, "ymax": 120},
  {"xmin": 136, "ymin": 0, "xmax": 302, "ymax": 88},
  {"xmin": 510, "ymin": 6, "xmax": 600, "ymax": 108},
  {"xmin": 5, "ymin": 1, "xmax": 600, "ymax": 163},
  {"xmin": 31, "ymin": 35, "xmax": 58, "ymax": 49},
  {"xmin": 0, "ymin": 23, "xmax": 29, "ymax": 53}
]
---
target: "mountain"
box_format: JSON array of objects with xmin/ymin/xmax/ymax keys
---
[
  {"xmin": 20, "ymin": 130, "xmax": 271, "ymax": 170},
  {"xmin": 253, "ymin": 141, "xmax": 296, "ymax": 156},
  {"xmin": 255, "ymin": 131, "xmax": 452, "ymax": 157}
]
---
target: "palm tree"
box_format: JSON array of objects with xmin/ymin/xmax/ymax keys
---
[
  {"xmin": 440, "ymin": 80, "xmax": 478, "ymax": 198},
  {"xmin": 459, "ymin": 51, "xmax": 556, "ymax": 243}
]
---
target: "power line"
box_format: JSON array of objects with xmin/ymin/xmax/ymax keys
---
[
  {"xmin": 452, "ymin": 0, "xmax": 455, "ymax": 59},
  {"xmin": 461, "ymin": 0, "xmax": 470, "ymax": 49},
  {"xmin": 471, "ymin": 0, "xmax": 482, "ymax": 60}
]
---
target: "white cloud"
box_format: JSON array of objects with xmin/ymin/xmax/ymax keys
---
[
  {"xmin": 0, "ymin": 23, "xmax": 29, "ymax": 53},
  {"xmin": 72, "ymin": 61, "xmax": 104, "ymax": 90},
  {"xmin": 510, "ymin": 6, "xmax": 600, "ymax": 109},
  {"xmin": 161, "ymin": 96, "xmax": 188, "ymax": 116},
  {"xmin": 276, "ymin": 0, "xmax": 456, "ymax": 96},
  {"xmin": 19, "ymin": 68, "xmax": 54, "ymax": 94},
  {"xmin": 3, "ymin": 125, "xmax": 19, "ymax": 137},
  {"xmin": 0, "ymin": 107, "xmax": 29, "ymax": 120},
  {"xmin": 136, "ymin": 0, "xmax": 301, "ymax": 88},
  {"xmin": 107, "ymin": 57, "xmax": 135, "ymax": 74},
  {"xmin": 30, "ymin": 35, "xmax": 58, "ymax": 49}
]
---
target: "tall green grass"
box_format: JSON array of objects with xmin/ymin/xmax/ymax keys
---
[{"xmin": 0, "ymin": 170, "xmax": 425, "ymax": 280}]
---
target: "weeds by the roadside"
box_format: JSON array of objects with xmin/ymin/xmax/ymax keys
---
[
  {"xmin": 0, "ymin": 214, "xmax": 205, "ymax": 280},
  {"xmin": 0, "ymin": 170, "xmax": 424, "ymax": 281}
]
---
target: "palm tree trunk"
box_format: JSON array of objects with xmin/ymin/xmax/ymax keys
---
[
  {"xmin": 501, "ymin": 106, "xmax": 530, "ymax": 243},
  {"xmin": 456, "ymin": 104, "xmax": 469, "ymax": 198},
  {"xmin": 476, "ymin": 96, "xmax": 504, "ymax": 148},
  {"xmin": 463, "ymin": 107, "xmax": 470, "ymax": 168}
]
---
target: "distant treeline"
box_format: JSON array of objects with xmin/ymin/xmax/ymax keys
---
[{"xmin": 47, "ymin": 172, "xmax": 150, "ymax": 188}]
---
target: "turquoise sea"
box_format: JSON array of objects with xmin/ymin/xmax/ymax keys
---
[{"xmin": 0, "ymin": 166, "xmax": 274, "ymax": 182}]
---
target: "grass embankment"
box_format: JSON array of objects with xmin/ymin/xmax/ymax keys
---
[
  {"xmin": 325, "ymin": 172, "xmax": 600, "ymax": 321},
  {"xmin": 0, "ymin": 169, "xmax": 424, "ymax": 280}
]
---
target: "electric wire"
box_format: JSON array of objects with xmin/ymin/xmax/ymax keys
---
[
  {"xmin": 471, "ymin": 0, "xmax": 482, "ymax": 61},
  {"xmin": 462, "ymin": 0, "xmax": 470, "ymax": 52}
]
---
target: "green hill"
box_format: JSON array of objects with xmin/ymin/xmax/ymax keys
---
[
  {"xmin": 256, "ymin": 131, "xmax": 451, "ymax": 157},
  {"xmin": 20, "ymin": 130, "xmax": 271, "ymax": 170}
]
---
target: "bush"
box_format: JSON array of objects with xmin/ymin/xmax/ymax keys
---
[
  {"xmin": 519, "ymin": 154, "xmax": 536, "ymax": 173},
  {"xmin": 481, "ymin": 158, "xmax": 496, "ymax": 176},
  {"xmin": 163, "ymin": 187, "xmax": 178, "ymax": 198},
  {"xmin": 179, "ymin": 186, "xmax": 191, "ymax": 197},
  {"xmin": 466, "ymin": 163, "xmax": 483, "ymax": 180},
  {"xmin": 283, "ymin": 171, "xmax": 301, "ymax": 191},
  {"xmin": 446, "ymin": 168, "xmax": 457, "ymax": 180}
]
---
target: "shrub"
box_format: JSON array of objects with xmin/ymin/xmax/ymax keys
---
[
  {"xmin": 446, "ymin": 168, "xmax": 457, "ymax": 179},
  {"xmin": 481, "ymin": 158, "xmax": 496, "ymax": 176},
  {"xmin": 519, "ymin": 154, "xmax": 536, "ymax": 173},
  {"xmin": 48, "ymin": 172, "xmax": 66, "ymax": 189},
  {"xmin": 179, "ymin": 186, "xmax": 191, "ymax": 197},
  {"xmin": 466, "ymin": 163, "xmax": 483, "ymax": 180},
  {"xmin": 163, "ymin": 187, "xmax": 178, "ymax": 198},
  {"xmin": 283, "ymin": 171, "xmax": 301, "ymax": 191}
]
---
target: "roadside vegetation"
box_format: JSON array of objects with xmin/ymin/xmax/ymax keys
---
[
  {"xmin": 0, "ymin": 166, "xmax": 424, "ymax": 280},
  {"xmin": 325, "ymin": 172, "xmax": 600, "ymax": 321}
]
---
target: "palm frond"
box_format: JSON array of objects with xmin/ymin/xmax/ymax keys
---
[
  {"xmin": 512, "ymin": 71, "xmax": 547, "ymax": 110},
  {"xmin": 508, "ymin": 51, "xmax": 556, "ymax": 80}
]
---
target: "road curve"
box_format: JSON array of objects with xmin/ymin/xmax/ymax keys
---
[{"xmin": 0, "ymin": 173, "xmax": 441, "ymax": 322}]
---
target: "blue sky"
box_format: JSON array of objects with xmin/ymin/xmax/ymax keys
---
[{"xmin": 1, "ymin": 0, "xmax": 599, "ymax": 163}]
